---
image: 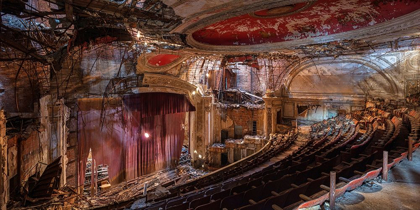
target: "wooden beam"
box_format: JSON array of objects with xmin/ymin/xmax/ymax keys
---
[{"xmin": 65, "ymin": 0, "xmax": 74, "ymax": 22}]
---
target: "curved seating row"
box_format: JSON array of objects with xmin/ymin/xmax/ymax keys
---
[
  {"xmin": 298, "ymin": 108, "xmax": 418, "ymax": 209},
  {"xmin": 143, "ymin": 109, "xmax": 416, "ymax": 210},
  {"xmin": 144, "ymin": 116, "xmax": 355, "ymax": 210}
]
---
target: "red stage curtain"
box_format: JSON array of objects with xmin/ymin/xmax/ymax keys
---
[
  {"xmin": 122, "ymin": 92, "xmax": 195, "ymax": 117},
  {"xmin": 123, "ymin": 93, "xmax": 194, "ymax": 177},
  {"xmin": 77, "ymin": 98, "xmax": 125, "ymax": 186},
  {"xmin": 78, "ymin": 93, "xmax": 194, "ymax": 186},
  {"xmin": 124, "ymin": 113, "xmax": 186, "ymax": 177}
]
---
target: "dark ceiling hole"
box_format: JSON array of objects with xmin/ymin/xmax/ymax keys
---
[
  {"xmin": 251, "ymin": 1, "xmax": 316, "ymax": 18},
  {"xmin": 265, "ymin": 5, "xmax": 296, "ymax": 15}
]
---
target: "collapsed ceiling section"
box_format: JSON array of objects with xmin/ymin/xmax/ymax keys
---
[{"xmin": 0, "ymin": 0, "xmax": 184, "ymax": 63}]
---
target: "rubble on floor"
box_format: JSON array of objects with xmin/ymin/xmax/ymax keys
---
[
  {"xmin": 10, "ymin": 157, "xmax": 207, "ymax": 209},
  {"xmin": 216, "ymin": 102, "xmax": 265, "ymax": 109},
  {"xmin": 179, "ymin": 146, "xmax": 191, "ymax": 164},
  {"xmin": 177, "ymin": 164, "xmax": 207, "ymax": 180}
]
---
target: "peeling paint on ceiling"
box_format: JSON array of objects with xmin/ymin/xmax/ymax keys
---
[{"xmin": 192, "ymin": 0, "xmax": 420, "ymax": 46}]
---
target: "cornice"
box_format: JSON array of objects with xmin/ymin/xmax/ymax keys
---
[{"xmin": 142, "ymin": 73, "xmax": 200, "ymax": 104}]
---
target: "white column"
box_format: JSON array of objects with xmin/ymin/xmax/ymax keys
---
[{"xmin": 57, "ymin": 99, "xmax": 69, "ymax": 187}]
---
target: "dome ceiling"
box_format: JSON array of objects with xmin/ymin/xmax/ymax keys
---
[
  {"xmin": 191, "ymin": 0, "xmax": 420, "ymax": 46},
  {"xmin": 147, "ymin": 54, "xmax": 181, "ymax": 66}
]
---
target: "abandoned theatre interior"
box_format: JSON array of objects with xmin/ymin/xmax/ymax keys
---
[{"xmin": 1, "ymin": 0, "xmax": 420, "ymax": 209}]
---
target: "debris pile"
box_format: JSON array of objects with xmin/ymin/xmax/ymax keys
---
[
  {"xmin": 225, "ymin": 138, "xmax": 244, "ymax": 144},
  {"xmin": 177, "ymin": 164, "xmax": 207, "ymax": 180},
  {"xmin": 179, "ymin": 146, "xmax": 191, "ymax": 164},
  {"xmin": 215, "ymin": 88, "xmax": 265, "ymax": 109},
  {"xmin": 211, "ymin": 143, "xmax": 226, "ymax": 149}
]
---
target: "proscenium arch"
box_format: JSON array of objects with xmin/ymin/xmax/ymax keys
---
[
  {"xmin": 283, "ymin": 58, "xmax": 399, "ymax": 96},
  {"xmin": 136, "ymin": 73, "xmax": 201, "ymax": 107}
]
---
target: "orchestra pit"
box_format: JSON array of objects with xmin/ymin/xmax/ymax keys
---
[{"xmin": 1, "ymin": 0, "xmax": 420, "ymax": 209}]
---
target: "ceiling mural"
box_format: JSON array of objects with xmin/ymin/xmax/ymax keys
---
[
  {"xmin": 147, "ymin": 54, "xmax": 181, "ymax": 66},
  {"xmin": 191, "ymin": 0, "xmax": 420, "ymax": 46},
  {"xmin": 137, "ymin": 51, "xmax": 190, "ymax": 75}
]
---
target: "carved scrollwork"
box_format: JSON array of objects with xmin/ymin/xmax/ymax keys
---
[
  {"xmin": 142, "ymin": 73, "xmax": 200, "ymax": 105},
  {"xmin": 405, "ymin": 78, "xmax": 420, "ymax": 97}
]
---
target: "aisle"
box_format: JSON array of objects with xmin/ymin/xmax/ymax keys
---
[{"xmin": 334, "ymin": 148, "xmax": 420, "ymax": 210}]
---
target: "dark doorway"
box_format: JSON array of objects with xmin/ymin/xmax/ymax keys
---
[
  {"xmin": 277, "ymin": 110, "xmax": 282, "ymax": 124},
  {"xmin": 221, "ymin": 130, "xmax": 228, "ymax": 144},
  {"xmin": 252, "ymin": 121, "xmax": 257, "ymax": 135},
  {"xmin": 221, "ymin": 153, "xmax": 228, "ymax": 166}
]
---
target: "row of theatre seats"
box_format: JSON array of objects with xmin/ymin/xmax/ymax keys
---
[{"xmin": 143, "ymin": 108, "xmax": 419, "ymax": 210}]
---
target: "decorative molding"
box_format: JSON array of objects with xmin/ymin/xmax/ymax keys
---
[
  {"xmin": 405, "ymin": 77, "xmax": 420, "ymax": 97},
  {"xmin": 142, "ymin": 73, "xmax": 200, "ymax": 105},
  {"xmin": 136, "ymin": 50, "xmax": 190, "ymax": 75},
  {"xmin": 405, "ymin": 51, "xmax": 420, "ymax": 72}
]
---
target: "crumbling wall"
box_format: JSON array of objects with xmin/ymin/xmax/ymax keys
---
[
  {"xmin": 212, "ymin": 105, "xmax": 234, "ymax": 142},
  {"xmin": 0, "ymin": 110, "xmax": 8, "ymax": 210},
  {"xmin": 7, "ymin": 136, "xmax": 18, "ymax": 179},
  {"xmin": 213, "ymin": 106, "xmax": 264, "ymax": 141},
  {"xmin": 20, "ymin": 128, "xmax": 43, "ymax": 181},
  {"xmin": 227, "ymin": 107, "xmax": 264, "ymax": 135},
  {"xmin": 186, "ymin": 58, "xmax": 221, "ymax": 88},
  {"xmin": 0, "ymin": 62, "xmax": 46, "ymax": 113},
  {"xmin": 39, "ymin": 96, "xmax": 51, "ymax": 169}
]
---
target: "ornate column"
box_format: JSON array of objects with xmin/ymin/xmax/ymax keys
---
[
  {"xmin": 263, "ymin": 97, "xmax": 276, "ymax": 136},
  {"xmin": 0, "ymin": 110, "xmax": 8, "ymax": 210},
  {"xmin": 193, "ymin": 97, "xmax": 204, "ymax": 168},
  {"xmin": 193, "ymin": 95, "xmax": 212, "ymax": 168}
]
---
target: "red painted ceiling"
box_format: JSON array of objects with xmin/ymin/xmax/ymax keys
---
[
  {"xmin": 192, "ymin": 0, "xmax": 420, "ymax": 46},
  {"xmin": 147, "ymin": 54, "xmax": 181, "ymax": 66}
]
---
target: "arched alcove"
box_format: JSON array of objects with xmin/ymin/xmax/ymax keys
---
[{"xmin": 283, "ymin": 58, "xmax": 400, "ymax": 99}]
